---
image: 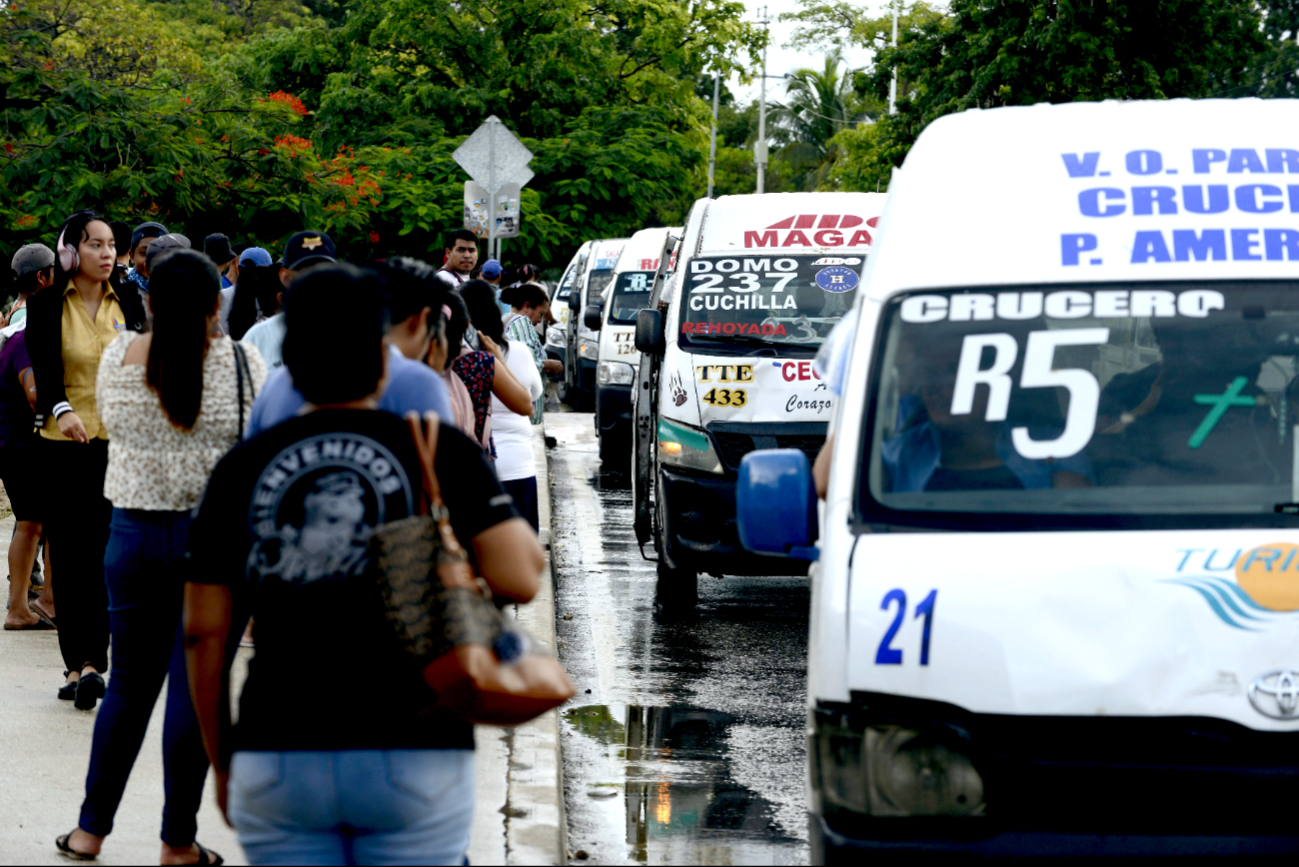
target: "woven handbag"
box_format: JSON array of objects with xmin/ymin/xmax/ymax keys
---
[{"xmin": 370, "ymin": 411, "xmax": 574, "ymax": 726}]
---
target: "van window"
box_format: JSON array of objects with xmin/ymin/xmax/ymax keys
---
[
  {"xmin": 863, "ymin": 281, "xmax": 1299, "ymax": 525},
  {"xmin": 557, "ymin": 260, "xmax": 581, "ymax": 301},
  {"xmin": 586, "ymin": 269, "xmax": 614, "ymax": 302},
  {"xmin": 609, "ymin": 271, "xmax": 654, "ymax": 324},
  {"xmin": 680, "ymin": 254, "xmax": 861, "ymax": 355}
]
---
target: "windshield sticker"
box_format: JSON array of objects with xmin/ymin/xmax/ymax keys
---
[
  {"xmin": 900, "ymin": 289, "xmax": 1225, "ymax": 323},
  {"xmin": 681, "ymin": 321, "xmax": 788, "ymax": 336},
  {"xmin": 1189, "ymin": 377, "xmax": 1258, "ymax": 448},
  {"xmin": 1058, "ymin": 148, "xmax": 1299, "ymax": 267},
  {"xmin": 1164, "ymin": 544, "xmax": 1299, "ymax": 630},
  {"xmin": 812, "ymin": 257, "xmax": 862, "ymax": 266},
  {"xmin": 816, "ymin": 266, "xmax": 859, "ymax": 293},
  {"xmin": 951, "ymin": 329, "xmax": 1109, "ymax": 459}
]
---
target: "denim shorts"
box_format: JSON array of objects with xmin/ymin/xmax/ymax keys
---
[{"xmin": 228, "ymin": 749, "xmax": 474, "ymax": 866}]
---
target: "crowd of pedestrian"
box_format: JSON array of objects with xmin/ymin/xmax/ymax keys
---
[{"xmin": 3, "ymin": 213, "xmax": 560, "ymax": 866}]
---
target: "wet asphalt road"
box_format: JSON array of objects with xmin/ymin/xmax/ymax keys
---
[{"xmin": 547, "ymin": 413, "xmax": 811, "ymax": 865}]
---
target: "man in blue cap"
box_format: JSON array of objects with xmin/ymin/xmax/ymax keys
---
[
  {"xmin": 479, "ymin": 259, "xmax": 510, "ymax": 315},
  {"xmin": 218, "ymin": 247, "xmax": 273, "ymax": 335}
]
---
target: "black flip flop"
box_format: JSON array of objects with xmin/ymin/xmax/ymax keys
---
[
  {"xmin": 3, "ymin": 618, "xmax": 54, "ymax": 630},
  {"xmin": 55, "ymin": 830, "xmax": 96, "ymax": 861},
  {"xmin": 194, "ymin": 842, "xmax": 224, "ymax": 866},
  {"xmin": 30, "ymin": 599, "xmax": 57, "ymax": 628}
]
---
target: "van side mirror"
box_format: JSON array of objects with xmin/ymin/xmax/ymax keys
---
[
  {"xmin": 583, "ymin": 304, "xmax": 603, "ymax": 331},
  {"xmin": 634, "ymin": 309, "xmax": 665, "ymax": 356},
  {"xmin": 736, "ymin": 450, "xmax": 819, "ymax": 560},
  {"xmin": 568, "ymin": 289, "xmax": 581, "ymax": 311}
]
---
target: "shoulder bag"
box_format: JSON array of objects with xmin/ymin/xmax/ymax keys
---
[{"xmin": 369, "ymin": 411, "xmax": 574, "ymax": 726}]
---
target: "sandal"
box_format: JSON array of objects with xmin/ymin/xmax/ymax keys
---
[
  {"xmin": 31, "ymin": 599, "xmax": 57, "ymax": 628},
  {"xmin": 194, "ymin": 842, "xmax": 224, "ymax": 866},
  {"xmin": 3, "ymin": 617, "xmax": 54, "ymax": 630},
  {"xmin": 55, "ymin": 830, "xmax": 96, "ymax": 860}
]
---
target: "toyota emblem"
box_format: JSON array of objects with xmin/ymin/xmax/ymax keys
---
[{"xmin": 1247, "ymin": 670, "xmax": 1299, "ymax": 720}]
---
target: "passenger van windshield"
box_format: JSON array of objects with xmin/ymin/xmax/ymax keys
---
[
  {"xmin": 609, "ymin": 271, "xmax": 653, "ymax": 325},
  {"xmin": 864, "ymin": 281, "xmax": 1299, "ymax": 524},
  {"xmin": 586, "ymin": 269, "xmax": 614, "ymax": 303},
  {"xmin": 680, "ymin": 254, "xmax": 860, "ymax": 354}
]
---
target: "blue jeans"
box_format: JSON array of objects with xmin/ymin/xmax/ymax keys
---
[
  {"xmin": 228, "ymin": 749, "xmax": 474, "ymax": 866},
  {"xmin": 80, "ymin": 509, "xmax": 209, "ymax": 846}
]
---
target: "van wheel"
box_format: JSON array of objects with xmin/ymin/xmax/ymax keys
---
[
  {"xmin": 599, "ymin": 429, "xmax": 629, "ymax": 471},
  {"xmin": 654, "ymin": 561, "xmax": 698, "ymax": 616}
]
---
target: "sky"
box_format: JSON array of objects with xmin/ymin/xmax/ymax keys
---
[{"xmin": 724, "ymin": 0, "xmax": 882, "ymax": 106}]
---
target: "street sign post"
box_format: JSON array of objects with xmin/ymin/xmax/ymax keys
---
[{"xmin": 453, "ymin": 116, "xmax": 534, "ymax": 261}]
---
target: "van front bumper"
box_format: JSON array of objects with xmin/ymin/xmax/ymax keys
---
[
  {"xmin": 658, "ymin": 466, "xmax": 810, "ymax": 577},
  {"xmin": 596, "ymin": 383, "xmax": 632, "ymax": 435},
  {"xmin": 810, "ymin": 694, "xmax": 1299, "ymax": 862},
  {"xmin": 814, "ymin": 815, "xmax": 1299, "ymax": 861}
]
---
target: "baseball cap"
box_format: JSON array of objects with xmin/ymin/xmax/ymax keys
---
[
  {"xmin": 282, "ymin": 230, "xmax": 337, "ymax": 271},
  {"xmin": 144, "ymin": 233, "xmax": 193, "ymax": 271},
  {"xmin": 204, "ymin": 233, "xmax": 236, "ymax": 264},
  {"xmin": 11, "ymin": 244, "xmax": 55, "ymax": 277},
  {"xmin": 481, "ymin": 259, "xmax": 503, "ymax": 279},
  {"xmin": 130, "ymin": 221, "xmax": 169, "ymax": 253},
  {"xmin": 239, "ymin": 247, "xmax": 273, "ymax": 268}
]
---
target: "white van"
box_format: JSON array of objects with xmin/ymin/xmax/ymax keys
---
[
  {"xmin": 632, "ymin": 192, "xmax": 886, "ymax": 608},
  {"xmin": 590, "ymin": 226, "xmax": 680, "ymax": 467},
  {"xmin": 563, "ymin": 238, "xmax": 626, "ymax": 409},
  {"xmin": 546, "ymin": 241, "xmax": 591, "ymax": 395},
  {"xmin": 736, "ymin": 99, "xmax": 1299, "ymax": 859}
]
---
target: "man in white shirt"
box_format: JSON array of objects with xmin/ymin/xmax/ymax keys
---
[
  {"xmin": 244, "ymin": 230, "xmax": 336, "ymax": 369},
  {"xmin": 434, "ymin": 229, "xmax": 478, "ymax": 291}
]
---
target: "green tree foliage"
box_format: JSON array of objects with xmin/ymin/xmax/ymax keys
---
[
  {"xmin": 1, "ymin": 0, "xmax": 764, "ymax": 267},
  {"xmin": 784, "ymin": 0, "xmax": 1271, "ymax": 193},
  {"xmin": 768, "ymin": 51, "xmax": 862, "ymax": 190}
]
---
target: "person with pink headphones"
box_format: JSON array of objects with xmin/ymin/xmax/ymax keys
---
[{"xmin": 25, "ymin": 210, "xmax": 147, "ymax": 711}]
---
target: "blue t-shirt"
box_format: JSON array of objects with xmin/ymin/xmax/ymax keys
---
[{"xmin": 245, "ymin": 346, "xmax": 453, "ymax": 437}]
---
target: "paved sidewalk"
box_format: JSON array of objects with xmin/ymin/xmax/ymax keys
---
[
  {"xmin": 0, "ymin": 513, "xmax": 247, "ymax": 866},
  {"xmin": 468, "ymin": 423, "xmax": 567, "ymax": 865},
  {"xmin": 0, "ymin": 423, "xmax": 566, "ymax": 866}
]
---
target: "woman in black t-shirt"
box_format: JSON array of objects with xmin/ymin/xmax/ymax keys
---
[{"xmin": 183, "ymin": 265, "xmax": 543, "ymax": 866}]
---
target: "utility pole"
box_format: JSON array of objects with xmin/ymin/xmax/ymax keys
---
[
  {"xmin": 708, "ymin": 71, "xmax": 720, "ymax": 199},
  {"xmin": 888, "ymin": 0, "xmax": 899, "ymax": 115},
  {"xmin": 755, "ymin": 5, "xmax": 769, "ymax": 194}
]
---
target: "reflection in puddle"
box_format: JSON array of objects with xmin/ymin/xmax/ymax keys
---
[{"xmin": 566, "ymin": 704, "xmax": 801, "ymax": 864}]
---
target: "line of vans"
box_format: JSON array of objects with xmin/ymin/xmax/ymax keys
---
[
  {"xmin": 630, "ymin": 191, "xmax": 887, "ymax": 608},
  {"xmin": 735, "ymin": 98, "xmax": 1299, "ymax": 860},
  {"xmin": 557, "ymin": 238, "xmax": 626, "ymax": 410}
]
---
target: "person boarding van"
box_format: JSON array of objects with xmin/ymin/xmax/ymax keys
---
[
  {"xmin": 591, "ymin": 226, "xmax": 680, "ymax": 467},
  {"xmin": 632, "ymin": 192, "xmax": 886, "ymax": 610},
  {"xmin": 736, "ymin": 98, "xmax": 1299, "ymax": 860}
]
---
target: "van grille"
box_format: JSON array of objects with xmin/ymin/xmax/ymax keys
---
[{"xmin": 708, "ymin": 423, "xmax": 828, "ymax": 472}]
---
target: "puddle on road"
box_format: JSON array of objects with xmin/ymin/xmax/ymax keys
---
[{"xmin": 564, "ymin": 704, "xmax": 804, "ymax": 865}]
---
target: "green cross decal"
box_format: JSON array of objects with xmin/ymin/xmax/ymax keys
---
[{"xmin": 1189, "ymin": 377, "xmax": 1254, "ymax": 449}]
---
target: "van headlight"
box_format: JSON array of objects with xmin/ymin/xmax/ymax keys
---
[
  {"xmin": 546, "ymin": 326, "xmax": 566, "ymax": 348},
  {"xmin": 656, "ymin": 418, "xmax": 723, "ymax": 474},
  {"xmin": 813, "ymin": 710, "xmax": 985, "ymax": 822},
  {"xmin": 579, "ymin": 340, "xmax": 600, "ymax": 360},
  {"xmin": 597, "ymin": 360, "xmax": 635, "ymax": 386}
]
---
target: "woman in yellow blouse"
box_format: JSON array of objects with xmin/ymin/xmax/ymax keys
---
[{"xmin": 26, "ymin": 210, "xmax": 148, "ymax": 709}]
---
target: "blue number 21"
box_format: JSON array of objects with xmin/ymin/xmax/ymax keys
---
[{"xmin": 874, "ymin": 589, "xmax": 938, "ymax": 666}]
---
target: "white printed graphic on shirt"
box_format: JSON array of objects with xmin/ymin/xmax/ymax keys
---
[{"xmin": 246, "ymin": 433, "xmax": 414, "ymax": 585}]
